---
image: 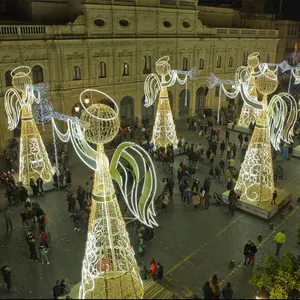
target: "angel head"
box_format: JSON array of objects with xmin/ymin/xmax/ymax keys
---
[
  {"xmin": 79, "ymin": 89, "xmax": 120, "ymax": 145},
  {"xmin": 255, "ymin": 67, "xmax": 278, "ymax": 96},
  {"xmin": 155, "ymin": 56, "xmax": 171, "ymax": 77},
  {"xmin": 247, "ymin": 52, "xmax": 260, "ymax": 69},
  {"xmin": 11, "ymin": 66, "xmax": 32, "ymax": 94}
]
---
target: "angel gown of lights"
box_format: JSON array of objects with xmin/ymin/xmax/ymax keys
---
[
  {"xmin": 237, "ymin": 53, "xmax": 260, "ymax": 128},
  {"xmin": 4, "ymin": 66, "xmax": 52, "ymax": 186},
  {"xmin": 47, "ymin": 89, "xmax": 157, "ymax": 299},
  {"xmin": 235, "ymin": 60, "xmax": 297, "ymax": 203},
  {"xmin": 144, "ymin": 56, "xmax": 199, "ymax": 149}
]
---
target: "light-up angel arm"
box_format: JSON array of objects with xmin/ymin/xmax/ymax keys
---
[
  {"xmin": 268, "ymin": 93, "xmax": 298, "ymax": 151},
  {"xmin": 51, "ymin": 116, "xmax": 98, "ymax": 171},
  {"xmin": 4, "ymin": 88, "xmax": 22, "ymax": 130},
  {"xmin": 110, "ymin": 142, "xmax": 158, "ymax": 228},
  {"xmin": 239, "ymin": 81, "xmax": 264, "ymax": 111}
]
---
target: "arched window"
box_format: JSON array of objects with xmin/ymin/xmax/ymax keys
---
[
  {"xmin": 123, "ymin": 63, "xmax": 129, "ymax": 76},
  {"xmin": 98, "ymin": 61, "xmax": 106, "ymax": 78},
  {"xmin": 179, "ymin": 89, "xmax": 190, "ymax": 117},
  {"xmin": 243, "ymin": 52, "xmax": 248, "ymax": 66},
  {"xmin": 199, "ymin": 58, "xmax": 204, "ymax": 70},
  {"xmin": 266, "ymin": 54, "xmax": 270, "ymax": 63},
  {"xmin": 32, "ymin": 65, "xmax": 44, "ymax": 84},
  {"xmin": 72, "ymin": 66, "xmax": 81, "ymax": 80},
  {"xmin": 183, "ymin": 57, "xmax": 188, "ymax": 71},
  {"xmin": 5, "ymin": 70, "xmax": 12, "ymax": 87},
  {"xmin": 143, "ymin": 56, "xmax": 151, "ymax": 74},
  {"xmin": 229, "ymin": 57, "xmax": 233, "ymax": 67},
  {"xmin": 216, "ymin": 55, "xmax": 221, "ymax": 68}
]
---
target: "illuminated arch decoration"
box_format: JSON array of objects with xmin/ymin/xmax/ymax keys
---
[
  {"xmin": 38, "ymin": 89, "xmax": 157, "ymax": 299},
  {"xmin": 144, "ymin": 56, "xmax": 199, "ymax": 149},
  {"xmin": 4, "ymin": 66, "xmax": 53, "ymax": 186},
  {"xmin": 208, "ymin": 55, "xmax": 298, "ymax": 203}
]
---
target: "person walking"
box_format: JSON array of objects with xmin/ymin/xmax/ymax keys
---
[
  {"xmin": 222, "ymin": 282, "xmax": 233, "ymax": 299},
  {"xmin": 192, "ymin": 192, "xmax": 200, "ymax": 210},
  {"xmin": 72, "ymin": 211, "xmax": 81, "ymax": 231},
  {"xmin": 155, "ymin": 262, "xmax": 164, "ymax": 284},
  {"xmin": 225, "ymin": 129, "xmax": 230, "ymax": 143},
  {"xmin": 220, "ymin": 141, "xmax": 226, "ymax": 157},
  {"xmin": 199, "ymin": 187, "xmax": 205, "ymax": 206},
  {"xmin": 84, "ymin": 181, "xmax": 92, "ymax": 202},
  {"xmin": 243, "ymin": 240, "xmax": 252, "ymax": 267},
  {"xmin": 59, "ymin": 172, "xmax": 64, "ymax": 189},
  {"xmin": 36, "ymin": 176, "xmax": 44, "ymax": 195},
  {"xmin": 150, "ymin": 259, "xmax": 157, "ymax": 281},
  {"xmin": 38, "ymin": 243, "xmax": 50, "ymax": 265},
  {"xmin": 183, "ymin": 186, "xmax": 191, "ymax": 206},
  {"xmin": 53, "ymin": 280, "xmax": 63, "ymax": 299},
  {"xmin": 271, "ymin": 190, "xmax": 277, "ymax": 205},
  {"xmin": 76, "ymin": 185, "xmax": 85, "ymax": 210},
  {"xmin": 219, "ymin": 159, "xmax": 225, "ymax": 175},
  {"xmin": 204, "ymin": 193, "xmax": 211, "ymax": 209},
  {"xmin": 26, "ymin": 230, "xmax": 38, "ymax": 262},
  {"xmin": 3, "ymin": 208, "xmax": 13, "ymax": 232},
  {"xmin": 1, "ymin": 265, "xmax": 12, "ymax": 291},
  {"xmin": 232, "ymin": 143, "xmax": 237, "ymax": 159},
  {"xmin": 41, "ymin": 230, "xmax": 49, "ymax": 251},
  {"xmin": 248, "ymin": 242, "xmax": 257, "ymax": 266},
  {"xmin": 274, "ymin": 230, "xmax": 286, "ymax": 257}
]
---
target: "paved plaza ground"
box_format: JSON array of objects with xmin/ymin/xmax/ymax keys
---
[{"xmin": 1, "ymin": 119, "xmax": 300, "ymax": 299}]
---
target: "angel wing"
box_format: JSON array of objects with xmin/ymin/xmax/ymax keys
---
[
  {"xmin": 268, "ymin": 93, "xmax": 298, "ymax": 151},
  {"xmin": 4, "ymin": 88, "xmax": 22, "ymax": 130},
  {"xmin": 51, "ymin": 117, "xmax": 98, "ymax": 171},
  {"xmin": 110, "ymin": 142, "xmax": 158, "ymax": 228},
  {"xmin": 144, "ymin": 73, "xmax": 161, "ymax": 107}
]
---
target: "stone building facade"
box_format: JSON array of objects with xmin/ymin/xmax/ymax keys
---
[{"xmin": 0, "ymin": 0, "xmax": 279, "ymax": 153}]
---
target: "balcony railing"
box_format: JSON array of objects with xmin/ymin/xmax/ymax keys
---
[
  {"xmin": 215, "ymin": 28, "xmax": 278, "ymax": 38},
  {"xmin": 0, "ymin": 25, "xmax": 46, "ymax": 36}
]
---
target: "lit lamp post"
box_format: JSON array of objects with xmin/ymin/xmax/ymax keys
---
[{"xmin": 74, "ymin": 105, "xmax": 80, "ymax": 113}]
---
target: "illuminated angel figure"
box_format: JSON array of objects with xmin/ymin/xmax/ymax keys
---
[
  {"xmin": 144, "ymin": 56, "xmax": 199, "ymax": 149},
  {"xmin": 49, "ymin": 89, "xmax": 157, "ymax": 299},
  {"xmin": 234, "ymin": 59, "xmax": 297, "ymax": 204},
  {"xmin": 4, "ymin": 66, "xmax": 53, "ymax": 186},
  {"xmin": 208, "ymin": 54, "xmax": 297, "ymax": 204},
  {"xmin": 237, "ymin": 53, "xmax": 260, "ymax": 128}
]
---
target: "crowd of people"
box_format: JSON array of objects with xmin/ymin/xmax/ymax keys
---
[{"xmin": 1, "ymin": 109, "xmax": 298, "ymax": 299}]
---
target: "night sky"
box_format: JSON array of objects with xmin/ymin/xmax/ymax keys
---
[{"xmin": 198, "ymin": 0, "xmax": 300, "ymax": 20}]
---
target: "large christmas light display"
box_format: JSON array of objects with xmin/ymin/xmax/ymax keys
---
[
  {"xmin": 208, "ymin": 53, "xmax": 297, "ymax": 204},
  {"xmin": 237, "ymin": 53, "xmax": 260, "ymax": 128},
  {"xmin": 144, "ymin": 56, "xmax": 199, "ymax": 149},
  {"xmin": 4, "ymin": 66, "xmax": 53, "ymax": 186},
  {"xmin": 45, "ymin": 89, "xmax": 157, "ymax": 299}
]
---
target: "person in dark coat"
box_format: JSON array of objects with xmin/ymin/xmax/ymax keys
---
[
  {"xmin": 243, "ymin": 240, "xmax": 252, "ymax": 267},
  {"xmin": 1, "ymin": 265, "xmax": 12, "ymax": 291},
  {"xmin": 203, "ymin": 281, "xmax": 214, "ymax": 299},
  {"xmin": 36, "ymin": 177, "xmax": 44, "ymax": 195},
  {"xmin": 76, "ymin": 185, "xmax": 85, "ymax": 210},
  {"xmin": 26, "ymin": 230, "xmax": 38, "ymax": 261},
  {"xmin": 53, "ymin": 279, "xmax": 63, "ymax": 299},
  {"xmin": 248, "ymin": 242, "xmax": 258, "ymax": 266},
  {"xmin": 155, "ymin": 262, "xmax": 164, "ymax": 284},
  {"xmin": 222, "ymin": 282, "xmax": 233, "ymax": 299}
]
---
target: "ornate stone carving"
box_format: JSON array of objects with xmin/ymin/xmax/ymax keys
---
[
  {"xmin": 25, "ymin": 52, "xmax": 49, "ymax": 61},
  {"xmin": 0, "ymin": 55, "xmax": 20, "ymax": 63},
  {"xmin": 93, "ymin": 51, "xmax": 111, "ymax": 58},
  {"xmin": 118, "ymin": 50, "xmax": 133, "ymax": 57},
  {"xmin": 67, "ymin": 52, "xmax": 84, "ymax": 60}
]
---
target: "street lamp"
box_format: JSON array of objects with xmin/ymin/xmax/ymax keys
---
[
  {"xmin": 84, "ymin": 95, "xmax": 90, "ymax": 105},
  {"xmin": 74, "ymin": 105, "xmax": 80, "ymax": 113}
]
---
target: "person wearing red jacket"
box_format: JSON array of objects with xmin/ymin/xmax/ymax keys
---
[
  {"xmin": 41, "ymin": 230, "xmax": 49, "ymax": 251},
  {"xmin": 150, "ymin": 259, "xmax": 157, "ymax": 281}
]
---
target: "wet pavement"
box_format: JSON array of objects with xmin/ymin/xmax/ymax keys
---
[{"xmin": 1, "ymin": 118, "xmax": 300, "ymax": 299}]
